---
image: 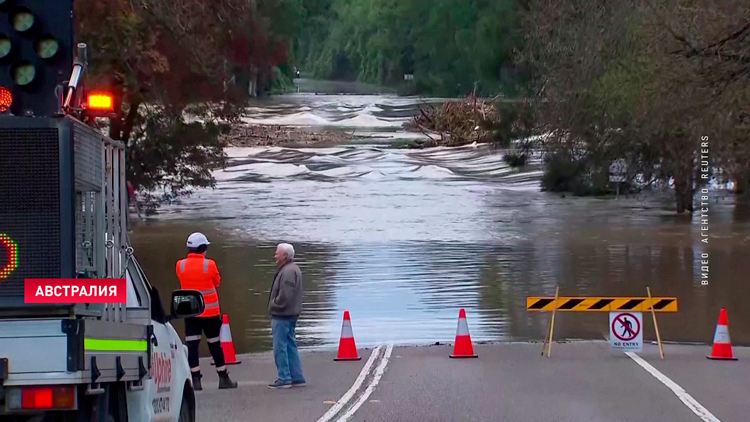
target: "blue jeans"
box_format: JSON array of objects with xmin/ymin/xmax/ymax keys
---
[{"xmin": 271, "ymin": 316, "xmax": 305, "ymax": 384}]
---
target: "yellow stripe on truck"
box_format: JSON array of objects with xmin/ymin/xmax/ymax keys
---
[{"xmin": 84, "ymin": 338, "xmax": 148, "ymax": 352}]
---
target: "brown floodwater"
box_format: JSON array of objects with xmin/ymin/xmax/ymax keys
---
[{"xmin": 129, "ymin": 90, "xmax": 750, "ymax": 355}]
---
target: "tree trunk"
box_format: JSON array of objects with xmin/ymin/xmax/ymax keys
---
[
  {"xmin": 674, "ymin": 169, "xmax": 694, "ymax": 214},
  {"xmin": 121, "ymin": 100, "xmax": 142, "ymax": 145},
  {"xmin": 733, "ymin": 172, "xmax": 750, "ymax": 196},
  {"xmin": 120, "ymin": 99, "xmax": 141, "ymax": 191}
]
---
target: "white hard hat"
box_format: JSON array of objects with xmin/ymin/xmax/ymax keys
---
[{"xmin": 186, "ymin": 232, "xmax": 210, "ymax": 248}]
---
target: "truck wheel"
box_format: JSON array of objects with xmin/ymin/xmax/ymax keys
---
[{"xmin": 177, "ymin": 393, "xmax": 194, "ymax": 422}]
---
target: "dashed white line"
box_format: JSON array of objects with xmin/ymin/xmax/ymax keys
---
[
  {"xmin": 626, "ymin": 352, "xmax": 721, "ymax": 422},
  {"xmin": 335, "ymin": 344, "xmax": 394, "ymax": 422},
  {"xmin": 316, "ymin": 345, "xmax": 383, "ymax": 422}
]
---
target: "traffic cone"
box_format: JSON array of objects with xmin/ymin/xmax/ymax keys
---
[
  {"xmin": 219, "ymin": 314, "xmax": 241, "ymax": 365},
  {"xmin": 450, "ymin": 309, "xmax": 478, "ymax": 358},
  {"xmin": 334, "ymin": 310, "xmax": 362, "ymax": 361},
  {"xmin": 707, "ymin": 308, "xmax": 737, "ymax": 361}
]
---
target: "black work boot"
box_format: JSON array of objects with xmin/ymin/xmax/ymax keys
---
[
  {"xmin": 218, "ymin": 371, "xmax": 238, "ymax": 389},
  {"xmin": 191, "ymin": 373, "xmax": 203, "ymax": 391}
]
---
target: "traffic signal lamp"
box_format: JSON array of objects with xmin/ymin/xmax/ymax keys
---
[{"xmin": 0, "ymin": 0, "xmax": 73, "ymax": 117}]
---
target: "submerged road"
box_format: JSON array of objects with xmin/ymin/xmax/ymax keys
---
[{"xmin": 196, "ymin": 342, "xmax": 750, "ymax": 422}]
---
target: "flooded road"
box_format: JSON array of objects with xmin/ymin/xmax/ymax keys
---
[{"xmin": 130, "ymin": 87, "xmax": 750, "ymax": 355}]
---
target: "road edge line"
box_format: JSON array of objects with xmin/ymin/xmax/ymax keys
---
[
  {"xmin": 625, "ymin": 352, "xmax": 721, "ymax": 422},
  {"xmin": 316, "ymin": 345, "xmax": 384, "ymax": 422},
  {"xmin": 336, "ymin": 344, "xmax": 394, "ymax": 422}
]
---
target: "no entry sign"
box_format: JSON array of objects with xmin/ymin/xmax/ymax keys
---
[{"xmin": 609, "ymin": 311, "xmax": 643, "ymax": 352}]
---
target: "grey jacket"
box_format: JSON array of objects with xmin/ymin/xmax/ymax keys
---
[{"xmin": 268, "ymin": 262, "xmax": 303, "ymax": 317}]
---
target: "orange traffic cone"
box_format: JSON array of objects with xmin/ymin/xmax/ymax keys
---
[
  {"xmin": 707, "ymin": 308, "xmax": 737, "ymax": 361},
  {"xmin": 334, "ymin": 310, "xmax": 362, "ymax": 361},
  {"xmin": 450, "ymin": 308, "xmax": 478, "ymax": 358},
  {"xmin": 219, "ymin": 314, "xmax": 241, "ymax": 365}
]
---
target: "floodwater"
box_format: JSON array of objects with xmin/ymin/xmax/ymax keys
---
[{"xmin": 130, "ymin": 80, "xmax": 750, "ymax": 355}]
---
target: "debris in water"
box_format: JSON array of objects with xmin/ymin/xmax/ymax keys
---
[
  {"xmin": 404, "ymin": 91, "xmax": 501, "ymax": 147},
  {"xmin": 222, "ymin": 124, "xmax": 373, "ymax": 147}
]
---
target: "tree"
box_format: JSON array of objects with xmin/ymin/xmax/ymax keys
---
[
  {"xmin": 518, "ymin": 0, "xmax": 648, "ymax": 196},
  {"xmin": 517, "ymin": 0, "xmax": 750, "ymax": 212},
  {"xmin": 74, "ymin": 0, "xmax": 296, "ymax": 210},
  {"xmin": 641, "ymin": 0, "xmax": 750, "ymax": 196}
]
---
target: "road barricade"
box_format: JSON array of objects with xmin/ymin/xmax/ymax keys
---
[{"xmin": 527, "ymin": 287, "xmax": 677, "ymax": 359}]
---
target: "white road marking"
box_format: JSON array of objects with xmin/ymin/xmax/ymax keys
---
[
  {"xmin": 316, "ymin": 345, "xmax": 383, "ymax": 422},
  {"xmin": 335, "ymin": 344, "xmax": 394, "ymax": 422},
  {"xmin": 626, "ymin": 352, "xmax": 721, "ymax": 422}
]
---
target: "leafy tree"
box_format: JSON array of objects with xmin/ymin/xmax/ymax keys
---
[
  {"xmin": 74, "ymin": 0, "xmax": 296, "ymax": 209},
  {"xmin": 640, "ymin": 0, "xmax": 750, "ymax": 197},
  {"xmin": 517, "ymin": 0, "xmax": 749, "ymax": 213}
]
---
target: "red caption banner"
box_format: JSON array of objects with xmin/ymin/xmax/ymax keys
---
[{"xmin": 24, "ymin": 279, "xmax": 127, "ymax": 304}]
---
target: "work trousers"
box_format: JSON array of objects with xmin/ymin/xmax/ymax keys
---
[
  {"xmin": 271, "ymin": 316, "xmax": 305, "ymax": 384},
  {"xmin": 185, "ymin": 316, "xmax": 226, "ymax": 373}
]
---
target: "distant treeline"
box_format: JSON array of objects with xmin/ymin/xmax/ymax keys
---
[{"xmin": 292, "ymin": 0, "xmax": 527, "ymax": 97}]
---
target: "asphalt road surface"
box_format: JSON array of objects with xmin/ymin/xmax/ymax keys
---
[{"xmin": 196, "ymin": 342, "xmax": 750, "ymax": 422}]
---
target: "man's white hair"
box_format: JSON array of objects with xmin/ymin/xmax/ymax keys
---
[{"xmin": 277, "ymin": 243, "xmax": 295, "ymax": 260}]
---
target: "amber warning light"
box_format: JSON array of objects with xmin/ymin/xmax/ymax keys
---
[
  {"xmin": 86, "ymin": 92, "xmax": 114, "ymax": 112},
  {"xmin": 0, "ymin": 86, "xmax": 12, "ymax": 113}
]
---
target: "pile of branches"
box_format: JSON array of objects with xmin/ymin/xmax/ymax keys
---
[
  {"xmin": 222, "ymin": 124, "xmax": 369, "ymax": 147},
  {"xmin": 406, "ymin": 92, "xmax": 501, "ymax": 146}
]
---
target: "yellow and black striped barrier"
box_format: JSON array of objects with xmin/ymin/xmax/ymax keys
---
[
  {"xmin": 534, "ymin": 289, "xmax": 672, "ymax": 359},
  {"xmin": 527, "ymin": 296, "xmax": 677, "ymax": 312}
]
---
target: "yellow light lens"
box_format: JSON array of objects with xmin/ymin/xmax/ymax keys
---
[{"xmin": 88, "ymin": 93, "xmax": 114, "ymax": 111}]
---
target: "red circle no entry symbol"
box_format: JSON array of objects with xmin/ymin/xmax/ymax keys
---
[{"xmin": 612, "ymin": 312, "xmax": 640, "ymax": 341}]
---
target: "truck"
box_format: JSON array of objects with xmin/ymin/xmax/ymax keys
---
[{"xmin": 0, "ymin": 14, "xmax": 202, "ymax": 422}]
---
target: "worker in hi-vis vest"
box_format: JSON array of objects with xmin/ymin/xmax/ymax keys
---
[{"xmin": 176, "ymin": 232, "xmax": 238, "ymax": 390}]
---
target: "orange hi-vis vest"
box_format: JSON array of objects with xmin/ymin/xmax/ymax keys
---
[{"xmin": 176, "ymin": 253, "xmax": 221, "ymax": 318}]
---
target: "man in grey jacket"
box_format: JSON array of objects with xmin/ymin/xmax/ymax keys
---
[{"xmin": 267, "ymin": 243, "xmax": 306, "ymax": 389}]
